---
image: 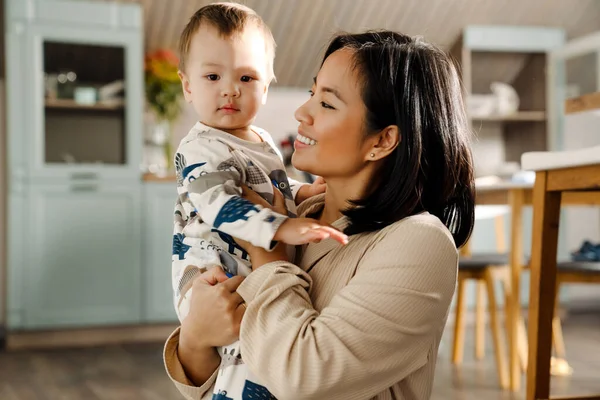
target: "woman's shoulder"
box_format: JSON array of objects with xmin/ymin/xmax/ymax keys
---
[
  {"xmin": 368, "ymin": 212, "xmax": 457, "ymax": 257},
  {"xmin": 386, "ymin": 212, "xmax": 453, "ymax": 239}
]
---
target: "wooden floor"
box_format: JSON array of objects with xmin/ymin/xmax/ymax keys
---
[{"xmin": 1, "ymin": 313, "xmax": 599, "ymax": 400}]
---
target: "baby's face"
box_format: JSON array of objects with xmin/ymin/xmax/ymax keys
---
[{"xmin": 179, "ymin": 23, "xmax": 271, "ymax": 133}]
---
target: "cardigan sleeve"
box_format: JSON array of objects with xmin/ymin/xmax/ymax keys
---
[
  {"xmin": 236, "ymin": 220, "xmax": 458, "ymax": 400},
  {"xmin": 163, "ymin": 327, "xmax": 218, "ymax": 400}
]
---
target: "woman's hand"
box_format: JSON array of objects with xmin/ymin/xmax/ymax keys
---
[
  {"xmin": 180, "ymin": 268, "xmax": 246, "ymax": 350},
  {"xmin": 177, "ymin": 267, "xmax": 246, "ymax": 386}
]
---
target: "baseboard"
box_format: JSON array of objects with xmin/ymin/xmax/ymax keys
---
[
  {"xmin": 6, "ymin": 323, "xmax": 179, "ymax": 351},
  {"xmin": 446, "ymin": 306, "xmax": 568, "ymax": 327}
]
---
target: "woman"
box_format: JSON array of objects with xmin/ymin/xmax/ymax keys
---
[{"xmin": 165, "ymin": 31, "xmax": 475, "ymax": 400}]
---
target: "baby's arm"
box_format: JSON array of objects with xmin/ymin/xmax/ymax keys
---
[{"xmin": 177, "ymin": 137, "xmax": 288, "ymax": 251}]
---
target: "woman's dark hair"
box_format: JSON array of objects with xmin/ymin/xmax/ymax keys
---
[{"xmin": 324, "ymin": 31, "xmax": 475, "ymax": 248}]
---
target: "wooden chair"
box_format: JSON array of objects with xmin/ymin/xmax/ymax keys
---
[
  {"xmin": 452, "ymin": 207, "xmax": 512, "ymax": 389},
  {"xmin": 451, "ymin": 206, "xmax": 569, "ymax": 389},
  {"xmin": 521, "ymin": 141, "xmax": 600, "ymax": 400},
  {"xmin": 517, "ymin": 259, "xmax": 599, "ymax": 376}
]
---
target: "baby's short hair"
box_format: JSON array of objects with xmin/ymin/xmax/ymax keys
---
[{"xmin": 178, "ymin": 2, "xmax": 276, "ymax": 81}]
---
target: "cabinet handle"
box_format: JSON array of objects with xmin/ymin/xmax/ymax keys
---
[
  {"xmin": 70, "ymin": 184, "xmax": 98, "ymax": 192},
  {"xmin": 71, "ymin": 172, "xmax": 98, "ymax": 180}
]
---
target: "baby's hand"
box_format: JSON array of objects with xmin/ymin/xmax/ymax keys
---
[
  {"xmin": 274, "ymin": 217, "xmax": 348, "ymax": 245},
  {"xmin": 295, "ymin": 177, "xmax": 326, "ymax": 205}
]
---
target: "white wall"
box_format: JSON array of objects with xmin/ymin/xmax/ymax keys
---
[
  {"xmin": 562, "ymin": 110, "xmax": 600, "ymax": 308},
  {"xmin": 470, "ymin": 123, "xmax": 506, "ymax": 177}
]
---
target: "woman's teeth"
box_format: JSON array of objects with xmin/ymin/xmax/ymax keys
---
[{"xmin": 297, "ymin": 133, "xmax": 317, "ymax": 146}]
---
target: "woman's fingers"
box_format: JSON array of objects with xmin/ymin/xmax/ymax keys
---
[
  {"xmin": 199, "ymin": 266, "xmax": 230, "ymax": 285},
  {"xmin": 241, "ymin": 184, "xmax": 288, "ymax": 215},
  {"xmin": 241, "ymin": 185, "xmax": 270, "ymax": 207},
  {"xmin": 311, "ymin": 225, "xmax": 348, "ymax": 245},
  {"xmin": 272, "ymin": 187, "xmax": 288, "ymax": 215},
  {"xmin": 221, "ymin": 275, "xmax": 245, "ymax": 292}
]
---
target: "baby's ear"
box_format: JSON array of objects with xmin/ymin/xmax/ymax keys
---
[{"xmin": 178, "ymin": 70, "xmax": 193, "ymax": 103}]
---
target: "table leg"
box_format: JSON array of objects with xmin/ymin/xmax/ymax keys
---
[
  {"xmin": 508, "ymin": 189, "xmax": 524, "ymax": 391},
  {"xmin": 526, "ymin": 172, "xmax": 561, "ymax": 400}
]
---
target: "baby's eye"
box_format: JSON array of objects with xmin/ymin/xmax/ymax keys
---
[
  {"xmin": 206, "ymin": 74, "xmax": 219, "ymax": 81},
  {"xmin": 241, "ymin": 76, "xmax": 254, "ymax": 83},
  {"xmin": 308, "ymin": 89, "xmax": 314, "ymax": 97}
]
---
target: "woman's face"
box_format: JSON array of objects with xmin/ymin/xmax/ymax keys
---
[{"xmin": 292, "ymin": 49, "xmax": 375, "ymax": 179}]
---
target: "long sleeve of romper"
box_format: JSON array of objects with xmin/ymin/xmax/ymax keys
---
[
  {"xmin": 177, "ymin": 137, "xmax": 288, "ymax": 250},
  {"xmin": 235, "ymin": 219, "xmax": 459, "ymax": 400}
]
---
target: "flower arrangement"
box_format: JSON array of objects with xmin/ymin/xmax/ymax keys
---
[
  {"xmin": 144, "ymin": 49, "xmax": 182, "ymax": 121},
  {"xmin": 144, "ymin": 49, "xmax": 183, "ymax": 173}
]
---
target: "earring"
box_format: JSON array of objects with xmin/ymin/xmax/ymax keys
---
[{"xmin": 370, "ymin": 153, "xmax": 375, "ymax": 158}]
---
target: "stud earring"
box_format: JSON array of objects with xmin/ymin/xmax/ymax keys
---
[{"xmin": 370, "ymin": 153, "xmax": 375, "ymax": 158}]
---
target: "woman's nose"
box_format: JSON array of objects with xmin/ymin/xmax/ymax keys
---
[{"xmin": 294, "ymin": 100, "xmax": 313, "ymax": 125}]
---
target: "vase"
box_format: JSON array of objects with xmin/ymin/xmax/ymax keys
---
[{"xmin": 146, "ymin": 118, "xmax": 174, "ymax": 176}]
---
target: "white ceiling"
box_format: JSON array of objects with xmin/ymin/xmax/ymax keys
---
[{"xmin": 112, "ymin": 0, "xmax": 600, "ymax": 88}]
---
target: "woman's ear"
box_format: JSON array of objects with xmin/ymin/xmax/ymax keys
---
[
  {"xmin": 178, "ymin": 70, "xmax": 193, "ymax": 103},
  {"xmin": 367, "ymin": 125, "xmax": 400, "ymax": 161}
]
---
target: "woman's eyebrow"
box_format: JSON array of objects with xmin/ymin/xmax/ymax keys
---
[{"xmin": 313, "ymin": 76, "xmax": 346, "ymax": 104}]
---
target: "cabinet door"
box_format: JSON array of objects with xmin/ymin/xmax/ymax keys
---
[
  {"xmin": 548, "ymin": 30, "xmax": 600, "ymax": 151},
  {"xmin": 22, "ymin": 182, "xmax": 142, "ymax": 329},
  {"xmin": 6, "ymin": 183, "xmax": 28, "ymax": 329},
  {"xmin": 14, "ymin": 19, "xmax": 143, "ymax": 181},
  {"xmin": 142, "ymin": 183, "xmax": 178, "ymax": 323}
]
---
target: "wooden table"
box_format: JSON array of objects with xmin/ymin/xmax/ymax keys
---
[
  {"xmin": 524, "ymin": 162, "xmax": 600, "ymax": 400},
  {"xmin": 476, "ymin": 182, "xmax": 600, "ymax": 392}
]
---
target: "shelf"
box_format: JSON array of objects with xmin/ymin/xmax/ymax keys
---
[
  {"xmin": 142, "ymin": 172, "xmax": 176, "ymax": 182},
  {"xmin": 45, "ymin": 98, "xmax": 124, "ymax": 111},
  {"xmin": 471, "ymin": 111, "xmax": 546, "ymax": 122},
  {"xmin": 565, "ymin": 92, "xmax": 600, "ymax": 115}
]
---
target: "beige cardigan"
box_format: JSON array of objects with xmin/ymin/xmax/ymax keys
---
[{"xmin": 164, "ymin": 195, "xmax": 458, "ymax": 400}]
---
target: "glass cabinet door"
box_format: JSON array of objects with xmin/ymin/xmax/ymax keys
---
[
  {"xmin": 43, "ymin": 41, "xmax": 127, "ymax": 165},
  {"xmin": 26, "ymin": 25, "xmax": 143, "ymax": 179},
  {"xmin": 548, "ymin": 31, "xmax": 600, "ymax": 151}
]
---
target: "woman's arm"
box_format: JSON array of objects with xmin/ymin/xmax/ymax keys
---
[
  {"xmin": 237, "ymin": 219, "xmax": 458, "ymax": 400},
  {"xmin": 177, "ymin": 331, "xmax": 221, "ymax": 386},
  {"xmin": 164, "ymin": 268, "xmax": 246, "ymax": 399},
  {"xmin": 164, "ymin": 328, "xmax": 220, "ymax": 400}
]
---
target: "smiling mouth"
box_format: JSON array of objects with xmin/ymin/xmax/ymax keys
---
[{"xmin": 296, "ymin": 133, "xmax": 317, "ymax": 145}]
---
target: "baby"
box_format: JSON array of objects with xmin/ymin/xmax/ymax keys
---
[{"xmin": 171, "ymin": 3, "xmax": 347, "ymax": 399}]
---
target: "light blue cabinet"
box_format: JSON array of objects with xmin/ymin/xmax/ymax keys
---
[
  {"xmin": 5, "ymin": 0, "xmax": 144, "ymax": 181},
  {"xmin": 5, "ymin": 0, "xmax": 146, "ymax": 330},
  {"xmin": 18, "ymin": 181, "xmax": 143, "ymax": 329},
  {"xmin": 142, "ymin": 182, "xmax": 178, "ymax": 323}
]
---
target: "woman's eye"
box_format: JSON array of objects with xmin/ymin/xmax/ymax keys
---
[
  {"xmin": 241, "ymin": 76, "xmax": 254, "ymax": 82},
  {"xmin": 206, "ymin": 74, "xmax": 219, "ymax": 81},
  {"xmin": 321, "ymin": 101, "xmax": 335, "ymax": 110}
]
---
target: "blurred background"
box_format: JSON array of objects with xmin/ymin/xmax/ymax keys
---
[{"xmin": 1, "ymin": 0, "xmax": 600, "ymax": 399}]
